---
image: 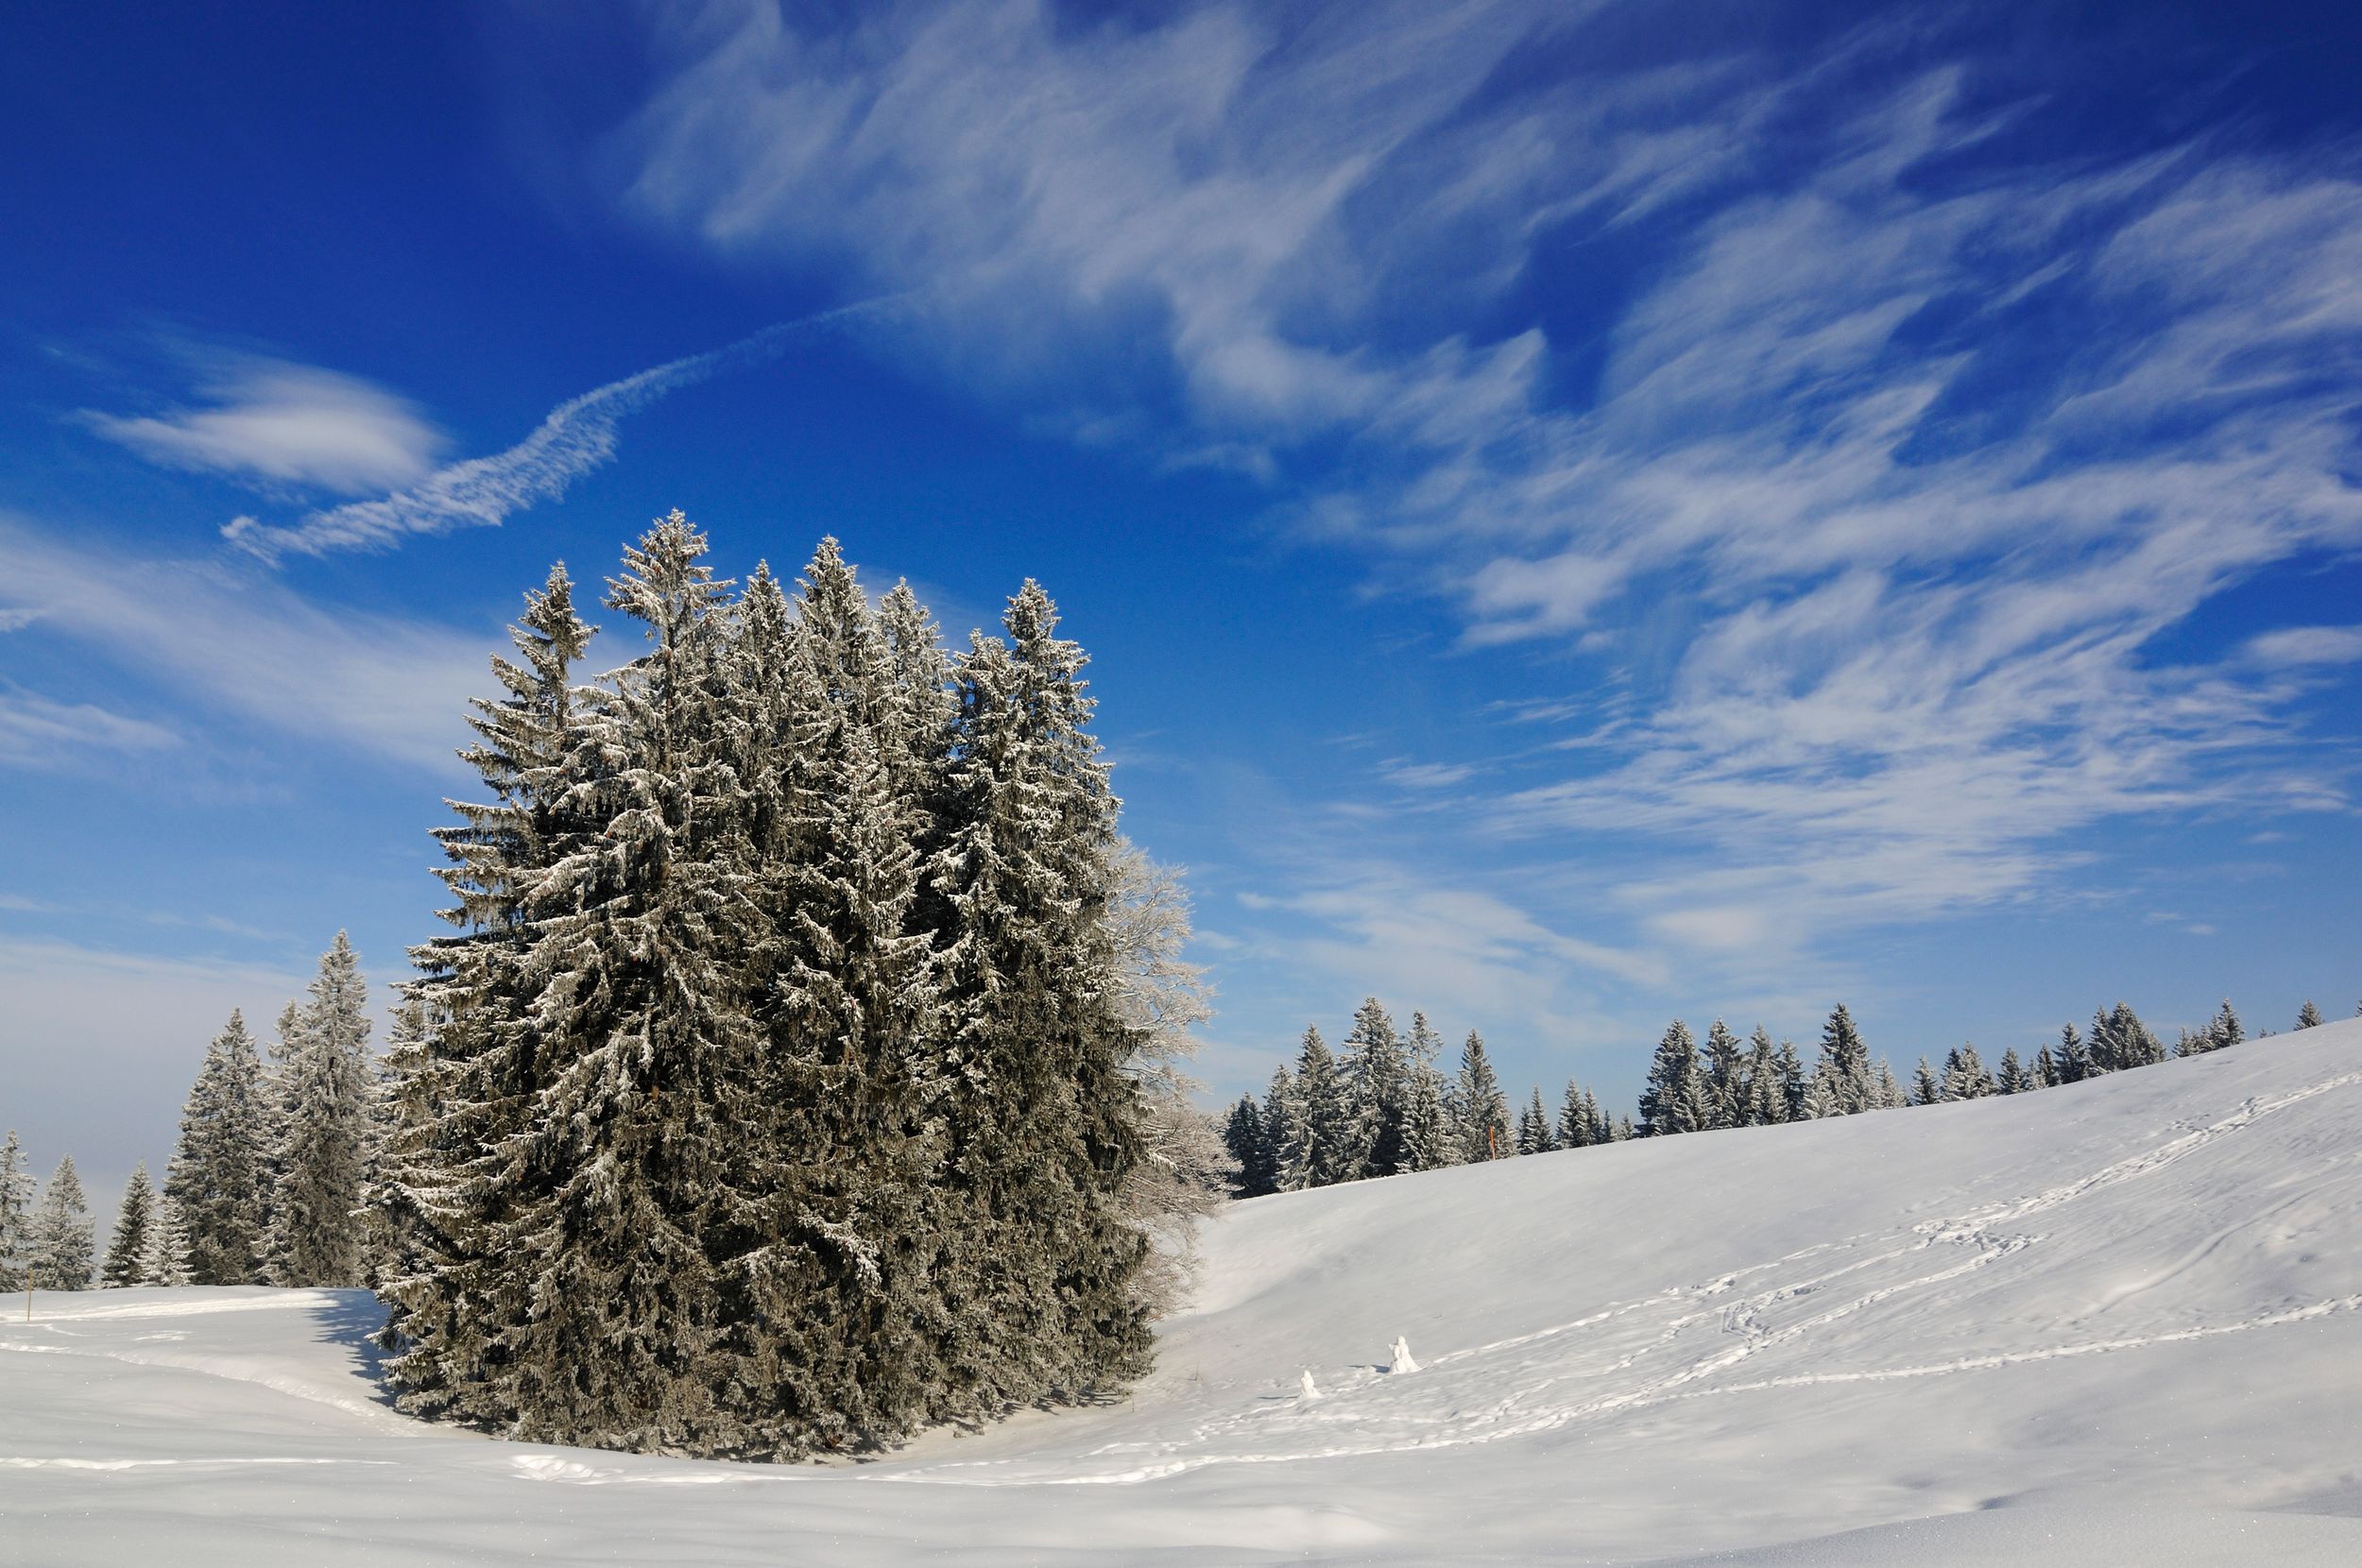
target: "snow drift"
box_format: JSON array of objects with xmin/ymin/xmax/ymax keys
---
[{"xmin": 5, "ymin": 1018, "xmax": 2359, "ymax": 1563}]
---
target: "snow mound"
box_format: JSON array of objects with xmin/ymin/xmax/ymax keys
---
[{"xmin": 6, "ymin": 1019, "xmax": 2360, "ymax": 1563}]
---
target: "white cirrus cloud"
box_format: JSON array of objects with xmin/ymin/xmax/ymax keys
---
[
  {"xmin": 85, "ymin": 354, "xmax": 448, "ymax": 495},
  {"xmin": 3, "ymin": 515, "xmax": 495, "ymax": 772},
  {"xmin": 590, "ymin": 4, "xmax": 2362, "ymax": 956}
]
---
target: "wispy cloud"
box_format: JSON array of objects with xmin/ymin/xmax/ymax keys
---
[
  {"xmin": 224, "ymin": 299, "xmax": 899, "ymax": 563},
  {"xmin": 85, "ymin": 352, "xmax": 448, "ymax": 494},
  {"xmin": 5, "ymin": 515, "xmax": 493, "ymax": 771},
  {"xmin": 0, "ymin": 687, "xmax": 181, "ymax": 770},
  {"xmin": 597, "ymin": 4, "xmax": 2362, "ymax": 962}
]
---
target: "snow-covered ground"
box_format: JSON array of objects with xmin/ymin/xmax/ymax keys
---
[{"xmin": 7, "ymin": 1020, "xmax": 2359, "ymax": 1564}]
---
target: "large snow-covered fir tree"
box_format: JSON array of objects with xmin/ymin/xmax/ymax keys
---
[{"xmin": 166, "ymin": 1010, "xmax": 272, "ymax": 1286}]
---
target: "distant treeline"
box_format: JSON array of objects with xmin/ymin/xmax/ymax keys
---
[{"xmin": 1220, "ymin": 996, "xmax": 2344, "ymax": 1199}]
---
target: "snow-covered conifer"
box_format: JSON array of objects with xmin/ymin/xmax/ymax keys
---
[
  {"xmin": 1996, "ymin": 1048, "xmax": 2033, "ymax": 1095},
  {"xmin": 268, "ymin": 933, "xmax": 375, "ymax": 1288},
  {"xmin": 2297, "ymin": 1000, "xmax": 2323, "ymax": 1030},
  {"xmin": 145, "ymin": 1190, "xmax": 194, "ymax": 1286},
  {"xmin": 2208, "ymin": 999, "xmax": 2243, "ymax": 1053},
  {"xmin": 486, "ymin": 513, "xmax": 759, "ymax": 1451},
  {"xmin": 1275, "ymin": 1027, "xmax": 1353, "ymax": 1188},
  {"xmin": 0, "ymin": 1130, "xmax": 31, "ymax": 1290},
  {"xmin": 1744, "ymin": 1027, "xmax": 1784, "ymax": 1125},
  {"xmin": 2092, "ymin": 1002, "xmax": 2163, "ymax": 1070},
  {"xmin": 1813, "ymin": 1005, "xmax": 1874, "ymax": 1115},
  {"xmin": 1639, "ymin": 1021, "xmax": 1704, "ymax": 1136},
  {"xmin": 1909, "ymin": 1057, "xmax": 1944, "ymax": 1106},
  {"xmin": 1515, "ymin": 1088, "xmax": 1556, "ymax": 1154},
  {"xmin": 1453, "ymin": 1031, "xmax": 1513, "ymax": 1162},
  {"xmin": 1702, "ymin": 1019, "xmax": 1743, "ymax": 1130},
  {"xmin": 1774, "ymin": 1039, "xmax": 1807, "ymax": 1120},
  {"xmin": 166, "ymin": 1011, "xmax": 272, "ymax": 1286},
  {"xmin": 1942, "ymin": 1044, "xmax": 1995, "ymax": 1100},
  {"xmin": 1557, "ymin": 1079, "xmax": 1594, "ymax": 1149},
  {"xmin": 29, "ymin": 1156, "xmax": 94, "ymax": 1290},
  {"xmin": 1223, "ymin": 1097, "xmax": 1277, "ymax": 1198},
  {"xmin": 922, "ymin": 576, "xmax": 1151, "ymax": 1420},
  {"xmin": 1341, "ymin": 997, "xmax": 1411, "ymax": 1179},
  {"xmin": 2053, "ymin": 1023, "xmax": 2091, "ymax": 1083},
  {"xmin": 1395, "ymin": 1013, "xmax": 1459, "ymax": 1173},
  {"xmin": 378, "ymin": 560, "xmax": 600, "ymax": 1430},
  {"xmin": 102, "ymin": 1164, "xmax": 159, "ymax": 1287}
]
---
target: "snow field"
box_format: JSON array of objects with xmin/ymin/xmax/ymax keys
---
[{"xmin": 5, "ymin": 1018, "xmax": 2360, "ymax": 1563}]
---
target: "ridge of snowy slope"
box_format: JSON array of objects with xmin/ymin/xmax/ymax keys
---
[{"xmin": 4, "ymin": 1019, "xmax": 2359, "ymax": 1564}]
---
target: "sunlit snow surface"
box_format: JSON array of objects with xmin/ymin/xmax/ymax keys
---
[{"xmin": 7, "ymin": 1022, "xmax": 2361, "ymax": 1563}]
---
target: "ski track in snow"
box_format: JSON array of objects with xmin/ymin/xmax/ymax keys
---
[{"xmin": 891, "ymin": 1071, "xmax": 2362, "ymax": 1485}]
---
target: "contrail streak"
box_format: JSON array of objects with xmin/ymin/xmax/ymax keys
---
[{"xmin": 224, "ymin": 296, "xmax": 904, "ymax": 564}]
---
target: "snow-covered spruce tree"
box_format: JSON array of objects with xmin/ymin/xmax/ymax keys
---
[
  {"xmin": 378, "ymin": 561, "xmax": 602, "ymax": 1431},
  {"xmin": 1812, "ymin": 1005, "xmax": 1875, "ymax": 1116},
  {"xmin": 1943, "ymin": 1044, "xmax": 1995, "ymax": 1100},
  {"xmin": 102, "ymin": 1164, "xmax": 158, "ymax": 1287},
  {"xmin": 30, "ymin": 1156, "xmax": 94, "ymax": 1289},
  {"xmin": 1261, "ymin": 1064, "xmax": 1305, "ymax": 1186},
  {"xmin": 922, "ymin": 578, "xmax": 1152, "ymax": 1423},
  {"xmin": 1395, "ymin": 1013, "xmax": 1459, "ymax": 1173},
  {"xmin": 1453, "ymin": 1031, "xmax": 1514, "ymax": 1162},
  {"xmin": 724, "ymin": 540, "xmax": 951, "ymax": 1457},
  {"xmin": 2052, "ymin": 1023, "xmax": 2090, "ymax": 1084},
  {"xmin": 1557, "ymin": 1080, "xmax": 1594, "ymax": 1149},
  {"xmin": 1342, "ymin": 997, "xmax": 1410, "ymax": 1179},
  {"xmin": 2091, "ymin": 1002, "xmax": 2163, "ymax": 1071},
  {"xmin": 1996, "ymin": 1048, "xmax": 2033, "ymax": 1095},
  {"xmin": 1909, "ymin": 1057, "xmax": 1943, "ymax": 1106},
  {"xmin": 1874, "ymin": 1060, "xmax": 1908, "ymax": 1110},
  {"xmin": 2206, "ymin": 999, "xmax": 2244, "ymax": 1053},
  {"xmin": 1515, "ymin": 1088, "xmax": 1557, "ymax": 1154},
  {"xmin": 1773, "ymin": 1038, "xmax": 1807, "ymax": 1120},
  {"xmin": 1743, "ymin": 1026, "xmax": 1784, "ymax": 1125},
  {"xmin": 1223, "ymin": 1097, "xmax": 1277, "ymax": 1198},
  {"xmin": 0, "ymin": 1130, "xmax": 31, "ymax": 1290},
  {"xmin": 2298, "ymin": 1000, "xmax": 2323, "ymax": 1030},
  {"xmin": 145, "ymin": 1191, "xmax": 194, "ymax": 1286},
  {"xmin": 1639, "ymin": 1021, "xmax": 1705, "ymax": 1136},
  {"xmin": 269, "ymin": 932, "xmax": 376, "ymax": 1288},
  {"xmin": 1702, "ymin": 1019, "xmax": 1744, "ymax": 1131},
  {"xmin": 488, "ymin": 513, "xmax": 758, "ymax": 1452},
  {"xmin": 166, "ymin": 1010, "xmax": 272, "ymax": 1286},
  {"xmin": 2033, "ymin": 1044, "xmax": 2058, "ymax": 1088},
  {"xmin": 1274, "ymin": 1026, "xmax": 1352, "ymax": 1188}
]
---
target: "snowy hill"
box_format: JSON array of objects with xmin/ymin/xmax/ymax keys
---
[{"xmin": 6, "ymin": 1019, "xmax": 2359, "ymax": 1564}]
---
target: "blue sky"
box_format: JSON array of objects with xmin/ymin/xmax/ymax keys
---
[{"xmin": 6, "ymin": 0, "xmax": 2361, "ymax": 1199}]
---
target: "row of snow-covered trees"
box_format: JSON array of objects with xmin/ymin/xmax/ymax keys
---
[
  {"xmin": 1224, "ymin": 996, "xmax": 2344, "ymax": 1197},
  {"xmin": 373, "ymin": 516, "xmax": 1207, "ymax": 1462},
  {"xmin": 0, "ymin": 933, "xmax": 384, "ymax": 1294}
]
